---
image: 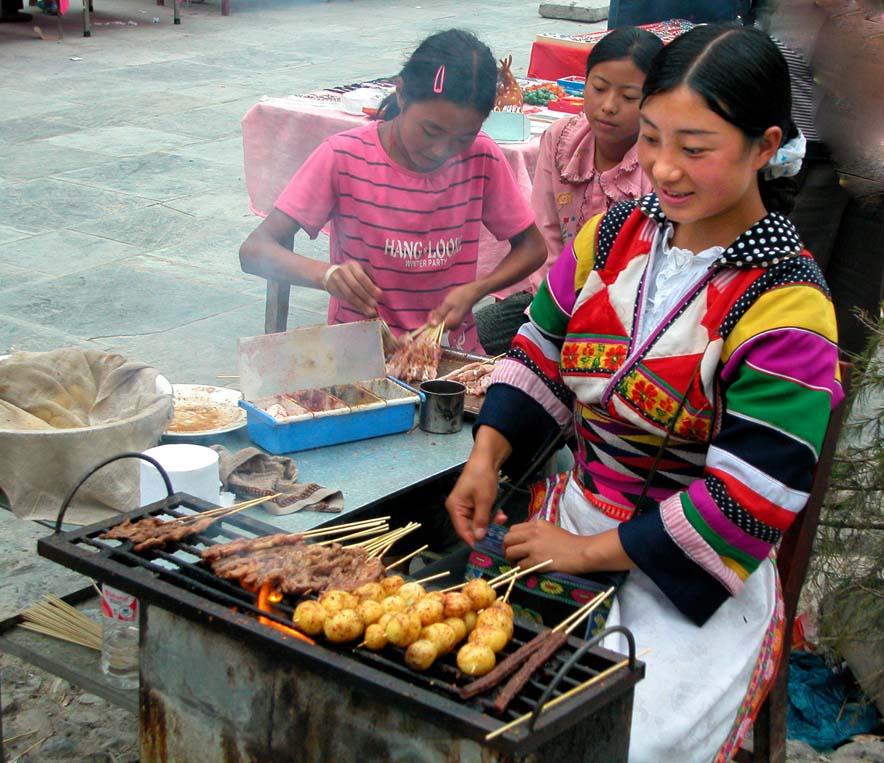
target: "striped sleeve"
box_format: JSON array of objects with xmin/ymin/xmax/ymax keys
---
[
  {"xmin": 476, "ymin": 215, "xmax": 603, "ymax": 476},
  {"xmin": 619, "ymin": 269, "xmax": 843, "ymax": 625}
]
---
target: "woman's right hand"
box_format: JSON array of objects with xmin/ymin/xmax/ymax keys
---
[
  {"xmin": 324, "ymin": 261, "xmax": 382, "ymax": 317},
  {"xmin": 445, "ymin": 457, "xmax": 505, "ymax": 547}
]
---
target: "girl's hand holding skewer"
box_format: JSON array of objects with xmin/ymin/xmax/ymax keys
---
[
  {"xmin": 429, "ymin": 282, "xmax": 484, "ymax": 332},
  {"xmin": 323, "ymin": 261, "xmax": 381, "ymax": 317}
]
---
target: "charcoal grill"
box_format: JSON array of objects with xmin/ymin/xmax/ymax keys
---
[{"xmin": 38, "ymin": 492, "xmax": 643, "ymax": 763}]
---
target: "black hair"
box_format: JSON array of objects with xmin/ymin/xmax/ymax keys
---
[
  {"xmin": 642, "ymin": 24, "xmax": 799, "ymax": 213},
  {"xmin": 585, "ymin": 26, "xmax": 664, "ymax": 79},
  {"xmin": 376, "ymin": 29, "xmax": 498, "ymax": 122}
]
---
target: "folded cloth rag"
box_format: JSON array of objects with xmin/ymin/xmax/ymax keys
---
[{"xmin": 210, "ymin": 445, "xmax": 343, "ymax": 515}]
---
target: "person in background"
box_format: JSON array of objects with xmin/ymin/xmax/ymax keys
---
[
  {"xmin": 240, "ymin": 29, "xmax": 545, "ymax": 353},
  {"xmin": 447, "ymin": 24, "xmax": 842, "ymax": 762},
  {"xmin": 750, "ymin": 0, "xmax": 883, "ymax": 357},
  {"xmin": 476, "ymin": 27, "xmax": 662, "ymax": 355},
  {"xmin": 607, "ymin": 0, "xmax": 749, "ymax": 27}
]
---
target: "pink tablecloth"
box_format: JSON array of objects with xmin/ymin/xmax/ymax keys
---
[{"xmin": 241, "ymin": 96, "xmax": 544, "ymax": 299}]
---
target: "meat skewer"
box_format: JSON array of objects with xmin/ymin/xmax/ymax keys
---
[
  {"xmin": 491, "ymin": 630, "xmax": 569, "ymax": 713},
  {"xmin": 99, "ymin": 494, "xmax": 280, "ymax": 552},
  {"xmin": 458, "ymin": 585, "xmax": 615, "ymax": 707},
  {"xmin": 200, "ymin": 532, "xmax": 305, "ymax": 562},
  {"xmin": 385, "ymin": 322, "xmax": 444, "ymax": 384}
]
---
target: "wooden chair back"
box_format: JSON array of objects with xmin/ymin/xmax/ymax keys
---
[
  {"xmin": 734, "ymin": 361, "xmax": 852, "ymax": 763},
  {"xmin": 263, "ymin": 280, "xmax": 291, "ymax": 335}
]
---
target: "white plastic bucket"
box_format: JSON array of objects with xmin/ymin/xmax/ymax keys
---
[{"xmin": 139, "ymin": 443, "xmax": 221, "ymax": 506}]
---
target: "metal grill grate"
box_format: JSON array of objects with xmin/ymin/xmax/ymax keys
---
[{"xmin": 38, "ymin": 495, "xmax": 643, "ymax": 754}]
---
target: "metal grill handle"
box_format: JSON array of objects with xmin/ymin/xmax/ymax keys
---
[
  {"xmin": 55, "ymin": 452, "xmax": 175, "ymax": 533},
  {"xmin": 528, "ymin": 624, "xmax": 637, "ymax": 732}
]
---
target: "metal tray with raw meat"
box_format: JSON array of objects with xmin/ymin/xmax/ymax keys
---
[{"xmin": 436, "ymin": 349, "xmax": 494, "ymax": 417}]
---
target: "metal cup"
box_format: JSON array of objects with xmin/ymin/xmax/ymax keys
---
[{"xmin": 418, "ymin": 380, "xmax": 466, "ymax": 434}]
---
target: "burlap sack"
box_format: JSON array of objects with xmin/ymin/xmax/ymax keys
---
[{"xmin": 0, "ymin": 348, "xmax": 173, "ymax": 525}]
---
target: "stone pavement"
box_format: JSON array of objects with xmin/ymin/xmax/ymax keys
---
[{"xmin": 0, "ymin": 0, "xmax": 604, "ymax": 384}]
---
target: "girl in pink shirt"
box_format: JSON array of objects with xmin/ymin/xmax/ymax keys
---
[
  {"xmin": 240, "ymin": 29, "xmax": 545, "ymax": 352},
  {"xmin": 531, "ymin": 27, "xmax": 663, "ymax": 277}
]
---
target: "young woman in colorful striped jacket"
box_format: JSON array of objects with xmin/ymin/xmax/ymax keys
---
[{"xmin": 446, "ymin": 25, "xmax": 843, "ymax": 763}]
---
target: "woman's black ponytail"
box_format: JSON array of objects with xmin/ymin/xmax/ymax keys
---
[{"xmin": 758, "ymin": 119, "xmax": 800, "ymax": 214}]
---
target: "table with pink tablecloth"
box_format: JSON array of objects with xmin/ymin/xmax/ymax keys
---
[{"xmin": 241, "ymin": 94, "xmax": 545, "ymax": 299}]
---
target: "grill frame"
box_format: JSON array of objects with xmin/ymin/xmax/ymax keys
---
[{"xmin": 38, "ymin": 494, "xmax": 644, "ymax": 755}]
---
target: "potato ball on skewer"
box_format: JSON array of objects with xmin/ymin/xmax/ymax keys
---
[
  {"xmin": 292, "ymin": 600, "xmax": 327, "ymax": 636},
  {"xmin": 442, "ymin": 592, "xmax": 472, "ymax": 619},
  {"xmin": 468, "ymin": 625, "xmax": 509, "ymax": 653},
  {"xmin": 320, "ymin": 590, "xmax": 358, "ymax": 614},
  {"xmin": 380, "ymin": 595, "xmax": 406, "ymax": 614},
  {"xmin": 476, "ymin": 608, "xmax": 514, "ymax": 639},
  {"xmin": 412, "ymin": 596, "xmax": 444, "ymax": 627},
  {"xmin": 457, "ymin": 643, "xmax": 496, "ymax": 676},
  {"xmin": 385, "ymin": 611, "xmax": 422, "ymax": 648},
  {"xmin": 364, "ymin": 623, "xmax": 387, "ymax": 651},
  {"xmin": 353, "ymin": 582, "xmax": 384, "ymax": 602},
  {"xmin": 397, "ymin": 581, "xmax": 426, "ymax": 606},
  {"xmin": 405, "ymin": 639, "xmax": 439, "ymax": 671},
  {"xmin": 323, "ymin": 608, "xmax": 364, "ymax": 643},
  {"xmin": 463, "ymin": 578, "xmax": 496, "ymax": 611},
  {"xmin": 444, "ymin": 616, "xmax": 467, "ymax": 643},
  {"xmin": 357, "ymin": 599, "xmax": 384, "ymax": 626},
  {"xmin": 421, "ymin": 622, "xmax": 458, "ymax": 655},
  {"xmin": 380, "ymin": 575, "xmax": 405, "ymax": 596}
]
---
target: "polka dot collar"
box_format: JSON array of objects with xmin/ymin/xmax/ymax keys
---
[{"xmin": 636, "ymin": 193, "xmax": 804, "ymax": 268}]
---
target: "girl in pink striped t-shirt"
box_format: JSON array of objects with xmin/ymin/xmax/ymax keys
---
[{"xmin": 240, "ymin": 29, "xmax": 545, "ymax": 352}]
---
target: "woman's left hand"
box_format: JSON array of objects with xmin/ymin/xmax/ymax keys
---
[
  {"xmin": 429, "ymin": 283, "xmax": 483, "ymax": 330},
  {"xmin": 503, "ymin": 520, "xmax": 589, "ymax": 576},
  {"xmin": 504, "ymin": 521, "xmax": 636, "ymax": 575}
]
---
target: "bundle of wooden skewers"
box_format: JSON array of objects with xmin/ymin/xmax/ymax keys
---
[
  {"xmin": 385, "ymin": 321, "xmax": 445, "ymax": 384},
  {"xmin": 20, "ymin": 595, "xmax": 102, "ymax": 651}
]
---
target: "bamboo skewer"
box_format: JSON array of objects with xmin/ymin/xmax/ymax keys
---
[
  {"xmin": 163, "ymin": 493, "xmax": 282, "ymax": 524},
  {"xmin": 490, "ymin": 559, "xmax": 553, "ymax": 588},
  {"xmin": 384, "ymin": 544, "xmax": 429, "ymax": 572},
  {"xmin": 314, "ymin": 525, "xmax": 390, "ymax": 547},
  {"xmin": 301, "ymin": 517, "xmax": 391, "ymax": 540},
  {"xmin": 485, "ymin": 648, "xmax": 651, "ymax": 741},
  {"xmin": 414, "ymin": 570, "xmax": 450, "ymax": 584},
  {"xmin": 439, "ymin": 559, "xmax": 553, "ymax": 594},
  {"xmin": 20, "ymin": 596, "xmax": 102, "ymax": 651},
  {"xmin": 357, "ymin": 522, "xmax": 422, "ymax": 558},
  {"xmin": 553, "ymin": 587, "xmax": 616, "ymax": 635}
]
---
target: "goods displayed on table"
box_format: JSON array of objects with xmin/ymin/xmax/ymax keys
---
[
  {"xmin": 495, "ymin": 55, "xmax": 524, "ymax": 112},
  {"xmin": 527, "ymin": 19, "xmax": 695, "ymax": 81},
  {"xmin": 237, "ymin": 322, "xmax": 420, "ymax": 454}
]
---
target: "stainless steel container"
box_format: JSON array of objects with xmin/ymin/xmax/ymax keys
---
[{"xmin": 419, "ymin": 380, "xmax": 466, "ymax": 434}]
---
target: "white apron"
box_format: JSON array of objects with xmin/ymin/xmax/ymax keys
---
[{"xmin": 557, "ymin": 474, "xmax": 777, "ymax": 763}]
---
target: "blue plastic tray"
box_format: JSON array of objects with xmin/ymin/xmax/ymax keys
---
[{"xmin": 239, "ymin": 378, "xmax": 419, "ymax": 454}]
